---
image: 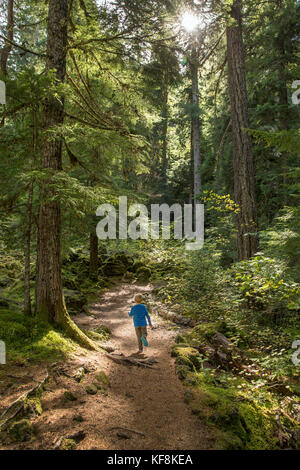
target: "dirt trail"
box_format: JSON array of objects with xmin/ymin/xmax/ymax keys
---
[{"xmin": 1, "ymin": 282, "xmax": 215, "ymax": 450}]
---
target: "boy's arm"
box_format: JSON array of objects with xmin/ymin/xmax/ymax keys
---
[
  {"xmin": 144, "ymin": 306, "xmax": 152, "ymax": 326},
  {"xmin": 129, "ymin": 307, "xmax": 134, "ymax": 317}
]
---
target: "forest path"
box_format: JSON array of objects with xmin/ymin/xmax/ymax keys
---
[
  {"xmin": 1, "ymin": 282, "xmax": 215, "ymax": 450},
  {"xmin": 72, "ymin": 282, "xmax": 214, "ymax": 450}
]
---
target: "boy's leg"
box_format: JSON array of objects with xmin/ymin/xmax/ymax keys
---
[
  {"xmin": 135, "ymin": 327, "xmax": 143, "ymax": 351},
  {"xmin": 141, "ymin": 326, "xmax": 147, "ymax": 338}
]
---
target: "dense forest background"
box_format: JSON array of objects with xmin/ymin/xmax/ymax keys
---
[{"xmin": 0, "ymin": 0, "xmax": 299, "ymax": 450}]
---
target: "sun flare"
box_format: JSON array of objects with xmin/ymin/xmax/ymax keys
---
[{"xmin": 181, "ymin": 12, "xmax": 199, "ymax": 33}]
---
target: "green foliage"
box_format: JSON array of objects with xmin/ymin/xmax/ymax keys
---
[{"xmin": 231, "ymin": 256, "xmax": 300, "ymax": 323}]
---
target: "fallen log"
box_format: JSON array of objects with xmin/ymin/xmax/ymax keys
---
[{"xmin": 106, "ymin": 353, "xmax": 158, "ymax": 369}]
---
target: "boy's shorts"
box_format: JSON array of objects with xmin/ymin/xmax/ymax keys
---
[{"xmin": 135, "ymin": 326, "xmax": 147, "ymax": 350}]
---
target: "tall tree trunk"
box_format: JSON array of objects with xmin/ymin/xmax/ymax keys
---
[
  {"xmin": 189, "ymin": 119, "xmax": 194, "ymax": 205},
  {"xmin": 226, "ymin": 0, "xmax": 258, "ymax": 260},
  {"xmin": 0, "ymin": 0, "xmax": 14, "ymax": 75},
  {"xmin": 161, "ymin": 76, "xmax": 169, "ymax": 190},
  {"xmin": 24, "ymin": 183, "xmax": 33, "ymax": 315},
  {"xmin": 191, "ymin": 46, "xmax": 201, "ymax": 201},
  {"xmin": 89, "ymin": 232, "xmax": 98, "ymax": 279},
  {"xmin": 24, "ymin": 110, "xmax": 37, "ymax": 316},
  {"xmin": 35, "ymin": 0, "xmax": 96, "ymax": 350},
  {"xmin": 275, "ymin": 0, "xmax": 289, "ymax": 201}
]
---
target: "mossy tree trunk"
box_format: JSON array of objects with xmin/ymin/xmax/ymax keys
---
[
  {"xmin": 226, "ymin": 0, "xmax": 258, "ymax": 261},
  {"xmin": 35, "ymin": 0, "xmax": 96, "ymax": 350}
]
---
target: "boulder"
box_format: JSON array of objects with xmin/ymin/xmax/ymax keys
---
[
  {"xmin": 95, "ymin": 371, "xmax": 110, "ymax": 387},
  {"xmin": 136, "ymin": 266, "xmax": 151, "ymax": 281},
  {"xmin": 85, "ymin": 384, "xmax": 98, "ymax": 395},
  {"xmin": 64, "ymin": 391, "xmax": 77, "ymax": 402}
]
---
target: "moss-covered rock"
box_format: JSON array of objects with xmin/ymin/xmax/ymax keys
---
[
  {"xmin": 175, "ymin": 355, "xmax": 193, "ymax": 369},
  {"xmin": 85, "ymin": 384, "xmax": 98, "ymax": 395},
  {"xmin": 171, "ymin": 346, "xmax": 201, "ymax": 369},
  {"xmin": 175, "ymin": 333, "xmax": 187, "ymax": 344},
  {"xmin": 23, "ymin": 397, "xmax": 42, "ymax": 417},
  {"xmin": 64, "ymin": 391, "xmax": 77, "ymax": 402},
  {"xmin": 9, "ymin": 419, "xmax": 34, "ymax": 442},
  {"xmin": 60, "ymin": 438, "xmax": 77, "ymax": 450},
  {"xmin": 95, "ymin": 371, "xmax": 110, "ymax": 387},
  {"xmin": 175, "ymin": 364, "xmax": 190, "ymax": 380},
  {"xmin": 136, "ymin": 266, "xmax": 151, "ymax": 281},
  {"xmin": 102, "ymin": 255, "xmax": 128, "ymax": 276},
  {"xmin": 123, "ymin": 271, "xmax": 135, "ymax": 282},
  {"xmin": 187, "ymin": 383, "xmax": 278, "ymax": 450},
  {"xmin": 129, "ymin": 260, "xmax": 145, "ymax": 273}
]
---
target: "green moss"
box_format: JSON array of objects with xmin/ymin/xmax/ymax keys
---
[
  {"xmin": 175, "ymin": 355, "xmax": 193, "ymax": 369},
  {"xmin": 85, "ymin": 384, "xmax": 98, "ymax": 395},
  {"xmin": 95, "ymin": 371, "xmax": 110, "ymax": 387},
  {"xmin": 23, "ymin": 397, "xmax": 43, "ymax": 417},
  {"xmin": 9, "ymin": 419, "xmax": 34, "ymax": 442},
  {"xmin": 175, "ymin": 364, "xmax": 190, "ymax": 380},
  {"xmin": 189, "ymin": 322, "xmax": 227, "ymax": 343},
  {"xmin": 184, "ymin": 390, "xmax": 195, "ymax": 404},
  {"xmin": 94, "ymin": 325, "xmax": 111, "ymax": 337},
  {"xmin": 136, "ymin": 266, "xmax": 151, "ymax": 281},
  {"xmin": 64, "ymin": 391, "xmax": 77, "ymax": 401},
  {"xmin": 175, "ymin": 333, "xmax": 187, "ymax": 344},
  {"xmin": 60, "ymin": 438, "xmax": 77, "ymax": 450},
  {"xmin": 171, "ymin": 346, "xmax": 201, "ymax": 368},
  {"xmin": 0, "ymin": 308, "xmax": 76, "ymax": 364},
  {"xmin": 188, "ymin": 381, "xmax": 278, "ymax": 450}
]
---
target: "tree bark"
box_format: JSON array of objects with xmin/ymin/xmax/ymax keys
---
[
  {"xmin": 24, "ymin": 110, "xmax": 37, "ymax": 316},
  {"xmin": 191, "ymin": 46, "xmax": 201, "ymax": 201},
  {"xmin": 161, "ymin": 77, "xmax": 169, "ymax": 189},
  {"xmin": 24, "ymin": 182, "xmax": 34, "ymax": 316},
  {"xmin": 35, "ymin": 0, "xmax": 96, "ymax": 350},
  {"xmin": 226, "ymin": 0, "xmax": 258, "ymax": 260},
  {"xmin": 0, "ymin": 0, "xmax": 14, "ymax": 75}
]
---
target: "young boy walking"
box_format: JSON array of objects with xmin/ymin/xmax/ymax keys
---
[{"xmin": 129, "ymin": 294, "xmax": 153, "ymax": 353}]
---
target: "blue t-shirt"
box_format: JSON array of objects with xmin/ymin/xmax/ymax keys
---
[{"xmin": 129, "ymin": 304, "xmax": 152, "ymax": 327}]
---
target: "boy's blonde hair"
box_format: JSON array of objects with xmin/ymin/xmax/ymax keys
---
[{"xmin": 134, "ymin": 294, "xmax": 144, "ymax": 304}]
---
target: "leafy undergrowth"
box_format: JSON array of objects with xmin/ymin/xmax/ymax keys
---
[{"xmin": 144, "ymin": 241, "xmax": 300, "ymax": 449}]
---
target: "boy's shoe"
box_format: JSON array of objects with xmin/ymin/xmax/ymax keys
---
[{"xmin": 141, "ymin": 336, "xmax": 148, "ymax": 347}]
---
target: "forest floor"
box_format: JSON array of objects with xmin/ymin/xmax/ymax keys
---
[{"xmin": 0, "ymin": 282, "xmax": 216, "ymax": 450}]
